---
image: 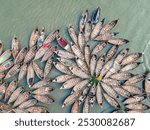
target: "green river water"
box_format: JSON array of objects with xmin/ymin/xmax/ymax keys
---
[{"xmin": 0, "ymin": 0, "xmax": 150, "ymax": 112}]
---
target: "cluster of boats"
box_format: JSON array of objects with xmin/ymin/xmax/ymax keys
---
[
  {"xmin": 0, "ymin": 28, "xmax": 59, "ymax": 113},
  {"xmin": 0, "ymin": 7, "xmax": 150, "ymax": 113},
  {"xmin": 52, "ymin": 7, "xmax": 150, "ymax": 113}
]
